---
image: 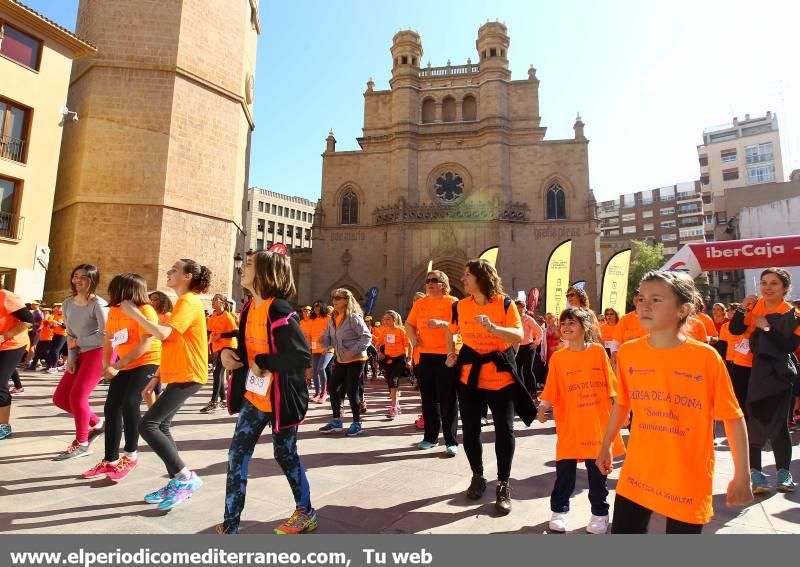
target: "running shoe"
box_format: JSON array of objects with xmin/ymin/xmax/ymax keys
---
[
  {"xmin": 414, "ymin": 415, "xmax": 425, "ymax": 430},
  {"xmin": 586, "ymin": 514, "xmax": 609, "ymax": 534},
  {"xmin": 218, "ymin": 400, "xmax": 227, "ymax": 410},
  {"xmin": 47, "ymin": 368, "xmax": 59, "ymax": 374},
  {"xmin": 9, "ymin": 387, "xmax": 24, "ymax": 394},
  {"xmin": 87, "ymin": 423, "xmax": 105, "ymax": 445},
  {"xmin": 445, "ymin": 445, "xmax": 458, "ymax": 457},
  {"xmin": 158, "ymin": 473, "xmax": 203, "ymax": 511},
  {"xmin": 106, "ymin": 456, "xmax": 138, "ymax": 482},
  {"xmin": 144, "ymin": 480, "xmax": 178, "ymax": 504},
  {"xmin": 386, "ymin": 406, "xmax": 397, "ymax": 419},
  {"xmin": 319, "ymin": 419, "xmax": 343, "ymax": 434},
  {"xmin": 0, "ymin": 424, "xmax": 11, "ymax": 440},
  {"xmin": 466, "ymin": 475, "xmax": 487, "ymax": 499},
  {"xmin": 199, "ymin": 401, "xmax": 217, "ymax": 414},
  {"xmin": 395, "ymin": 405, "xmax": 402, "ymax": 415},
  {"xmin": 53, "ymin": 441, "xmax": 92, "ymax": 461},
  {"xmin": 82, "ymin": 459, "xmax": 114, "ymax": 479},
  {"xmin": 549, "ymin": 511, "xmax": 568, "ymax": 533},
  {"xmin": 273, "ymin": 508, "xmax": 319, "ymax": 535},
  {"xmin": 495, "ymin": 482, "xmax": 512, "ymax": 515},
  {"xmin": 751, "ymin": 469, "xmax": 770, "ymax": 495},
  {"xmin": 345, "ymin": 422, "xmax": 363, "ymax": 437},
  {"xmin": 417, "ymin": 440, "xmax": 437, "ymax": 450},
  {"xmin": 777, "ymin": 469, "xmax": 796, "ymax": 493}
]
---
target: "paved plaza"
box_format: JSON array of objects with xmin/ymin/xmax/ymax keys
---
[{"xmin": 2, "ymin": 369, "xmax": 799, "ymax": 535}]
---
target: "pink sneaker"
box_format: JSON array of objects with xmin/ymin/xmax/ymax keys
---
[
  {"xmin": 386, "ymin": 406, "xmax": 397, "ymax": 419},
  {"xmin": 82, "ymin": 460, "xmax": 114, "ymax": 479},
  {"xmin": 106, "ymin": 456, "xmax": 138, "ymax": 482},
  {"xmin": 415, "ymin": 415, "xmax": 425, "ymax": 430}
]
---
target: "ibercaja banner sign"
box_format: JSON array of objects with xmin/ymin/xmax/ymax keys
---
[{"xmin": 662, "ymin": 235, "xmax": 800, "ymax": 277}]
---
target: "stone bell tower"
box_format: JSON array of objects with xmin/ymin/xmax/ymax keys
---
[{"xmin": 46, "ymin": 0, "xmax": 260, "ymax": 300}]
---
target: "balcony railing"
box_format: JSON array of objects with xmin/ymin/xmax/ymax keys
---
[
  {"xmin": 746, "ymin": 153, "xmax": 773, "ymax": 164},
  {"xmin": 0, "ymin": 135, "xmax": 25, "ymax": 163},
  {"xmin": 0, "ymin": 212, "xmax": 24, "ymax": 240},
  {"xmin": 419, "ymin": 63, "xmax": 480, "ymax": 78}
]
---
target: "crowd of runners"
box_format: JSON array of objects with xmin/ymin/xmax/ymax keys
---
[{"xmin": 1, "ymin": 250, "xmax": 799, "ymax": 535}]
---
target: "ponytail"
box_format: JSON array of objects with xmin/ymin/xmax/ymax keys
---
[{"xmin": 180, "ymin": 259, "xmax": 212, "ymax": 294}]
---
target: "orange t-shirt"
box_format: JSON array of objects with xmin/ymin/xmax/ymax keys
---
[
  {"xmin": 684, "ymin": 317, "xmax": 708, "ymax": 343},
  {"xmin": 614, "ymin": 311, "xmax": 647, "ymax": 345},
  {"xmin": 208, "ymin": 311, "xmax": 238, "ymax": 353},
  {"xmin": 39, "ymin": 316, "xmax": 55, "ymax": 341},
  {"xmin": 719, "ymin": 322, "xmax": 734, "ymax": 362},
  {"xmin": 0, "ymin": 289, "xmax": 28, "ymax": 351},
  {"xmin": 696, "ymin": 312, "xmax": 717, "ymax": 338},
  {"xmin": 160, "ymin": 292, "xmax": 208, "ymax": 384},
  {"xmin": 541, "ymin": 343, "xmax": 625, "ymax": 460},
  {"xmin": 732, "ymin": 298, "xmax": 800, "ymax": 368},
  {"xmin": 105, "ymin": 304, "xmax": 161, "ymax": 370},
  {"xmin": 599, "ymin": 322, "xmax": 617, "ymax": 347},
  {"xmin": 309, "ymin": 315, "xmax": 330, "ymax": 354},
  {"xmin": 615, "ymin": 337, "xmax": 743, "ymax": 524},
  {"xmin": 406, "ymin": 295, "xmax": 458, "ymax": 355},
  {"xmin": 52, "ymin": 311, "xmax": 67, "ymax": 336},
  {"xmin": 379, "ymin": 326, "xmax": 409, "ymax": 358},
  {"xmin": 244, "ymin": 298, "xmax": 273, "ymax": 412},
  {"xmin": 451, "ymin": 296, "xmax": 521, "ymax": 390},
  {"xmin": 299, "ymin": 317, "xmax": 313, "ymax": 351}
]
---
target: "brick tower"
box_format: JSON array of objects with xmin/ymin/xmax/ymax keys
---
[{"xmin": 46, "ymin": 0, "xmax": 260, "ymax": 299}]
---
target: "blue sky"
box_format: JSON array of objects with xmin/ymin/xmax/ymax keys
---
[{"xmin": 27, "ymin": 0, "xmax": 800, "ymax": 202}]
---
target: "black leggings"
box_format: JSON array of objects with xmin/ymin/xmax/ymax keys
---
[
  {"xmin": 28, "ymin": 340, "xmax": 51, "ymax": 369},
  {"xmin": 329, "ymin": 360, "xmax": 364, "ymax": 422},
  {"xmin": 0, "ymin": 348, "xmax": 26, "ymax": 408},
  {"xmin": 48, "ymin": 335, "xmax": 66, "ymax": 369},
  {"xmin": 209, "ymin": 352, "xmax": 227, "ymax": 403},
  {"xmin": 417, "ymin": 354, "xmax": 458, "ymax": 447},
  {"xmin": 515, "ymin": 344, "xmax": 535, "ymax": 393},
  {"xmin": 104, "ymin": 364, "xmax": 158, "ymax": 462},
  {"xmin": 457, "ymin": 382, "xmax": 515, "ymax": 482},
  {"xmin": 611, "ymin": 494, "xmax": 703, "ymax": 534},
  {"xmin": 139, "ymin": 381, "xmax": 202, "ymax": 477}
]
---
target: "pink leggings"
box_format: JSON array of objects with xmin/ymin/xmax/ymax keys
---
[{"xmin": 52, "ymin": 348, "xmax": 104, "ymax": 443}]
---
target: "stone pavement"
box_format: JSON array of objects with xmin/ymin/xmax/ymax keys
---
[{"xmin": 2, "ymin": 369, "xmax": 799, "ymax": 534}]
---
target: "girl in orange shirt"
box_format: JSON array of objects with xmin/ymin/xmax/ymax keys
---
[
  {"xmin": 0, "ymin": 289, "xmax": 33, "ymax": 440},
  {"xmin": 145, "ymin": 291, "xmax": 173, "ymax": 409},
  {"xmin": 597, "ymin": 270, "xmax": 752, "ymax": 533},
  {"xmin": 538, "ymin": 307, "xmax": 624, "ymax": 535},
  {"xmin": 82, "ymin": 273, "xmax": 161, "ymax": 483},
  {"xmin": 309, "ymin": 301, "xmax": 333, "ymax": 403},
  {"xmin": 377, "ymin": 310, "xmax": 410, "ymax": 419},
  {"xmin": 599, "ymin": 307, "xmax": 619, "ymax": 358},
  {"xmin": 122, "ymin": 259, "xmax": 210, "ymax": 511},
  {"xmin": 201, "ymin": 294, "xmax": 238, "ymax": 414}
]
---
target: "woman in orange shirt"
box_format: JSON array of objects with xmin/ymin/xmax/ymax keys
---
[
  {"xmin": 201, "ymin": 294, "xmax": 238, "ymax": 414},
  {"xmin": 729, "ymin": 268, "xmax": 800, "ymax": 494},
  {"xmin": 377, "ymin": 310, "xmax": 410, "ymax": 419},
  {"xmin": 82, "ymin": 273, "xmax": 161, "ymax": 483},
  {"xmin": 309, "ymin": 301, "xmax": 333, "ymax": 403},
  {"xmin": 539, "ymin": 307, "xmax": 624, "ymax": 534},
  {"xmin": 599, "ymin": 308, "xmax": 619, "ymax": 358},
  {"xmin": 144, "ymin": 291, "xmax": 173, "ymax": 409},
  {"xmin": 597, "ymin": 271, "xmax": 752, "ymax": 533},
  {"xmin": 121, "ymin": 259, "xmax": 210, "ymax": 511},
  {"xmin": 0, "ymin": 289, "xmax": 33, "ymax": 440},
  {"xmin": 449, "ymin": 259, "xmax": 536, "ymax": 515}
]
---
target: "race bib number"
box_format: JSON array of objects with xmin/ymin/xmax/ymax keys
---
[
  {"xmin": 311, "ymin": 341, "xmax": 317, "ymax": 350},
  {"xmin": 604, "ymin": 341, "xmax": 615, "ymax": 349},
  {"xmin": 734, "ymin": 339, "xmax": 751, "ymax": 356},
  {"xmin": 385, "ymin": 334, "xmax": 396, "ymax": 344},
  {"xmin": 245, "ymin": 369, "xmax": 271, "ymax": 397},
  {"xmin": 112, "ymin": 328, "xmax": 129, "ymax": 348}
]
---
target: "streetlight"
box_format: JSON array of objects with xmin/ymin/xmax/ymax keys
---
[{"xmin": 233, "ymin": 252, "xmax": 244, "ymax": 272}]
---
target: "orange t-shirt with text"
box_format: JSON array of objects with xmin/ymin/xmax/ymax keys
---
[
  {"xmin": 39, "ymin": 316, "xmax": 55, "ymax": 342},
  {"xmin": 379, "ymin": 326, "xmax": 409, "ymax": 358},
  {"xmin": 732, "ymin": 298, "xmax": 800, "ymax": 368},
  {"xmin": 614, "ymin": 311, "xmax": 647, "ymax": 345},
  {"xmin": 309, "ymin": 315, "xmax": 330, "ymax": 354},
  {"xmin": 208, "ymin": 311, "xmax": 238, "ymax": 353},
  {"xmin": 451, "ymin": 296, "xmax": 521, "ymax": 390},
  {"xmin": 541, "ymin": 343, "xmax": 625, "ymax": 460},
  {"xmin": 599, "ymin": 322, "xmax": 617, "ymax": 347},
  {"xmin": 0, "ymin": 289, "xmax": 28, "ymax": 351},
  {"xmin": 106, "ymin": 305, "xmax": 161, "ymax": 370},
  {"xmin": 160, "ymin": 292, "xmax": 208, "ymax": 385},
  {"xmin": 244, "ymin": 298, "xmax": 273, "ymax": 413},
  {"xmin": 615, "ymin": 337, "xmax": 743, "ymax": 524},
  {"xmin": 406, "ymin": 295, "xmax": 458, "ymax": 355}
]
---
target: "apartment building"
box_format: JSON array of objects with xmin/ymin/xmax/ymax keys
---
[{"xmin": 245, "ymin": 187, "xmax": 316, "ymax": 252}]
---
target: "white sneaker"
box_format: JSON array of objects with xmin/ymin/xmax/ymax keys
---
[
  {"xmin": 586, "ymin": 514, "xmax": 609, "ymax": 534},
  {"xmin": 549, "ymin": 511, "xmax": 568, "ymax": 533}
]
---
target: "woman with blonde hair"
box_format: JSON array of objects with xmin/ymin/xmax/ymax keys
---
[
  {"xmin": 318, "ymin": 288, "xmax": 371, "ymax": 437},
  {"xmin": 376, "ymin": 310, "xmax": 410, "ymax": 419}
]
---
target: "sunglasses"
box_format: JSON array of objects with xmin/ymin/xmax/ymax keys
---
[
  {"xmin": 566, "ymin": 293, "xmax": 577, "ymax": 298},
  {"xmin": 425, "ymin": 278, "xmax": 441, "ymax": 284},
  {"xmin": 332, "ymin": 295, "xmax": 347, "ymax": 301}
]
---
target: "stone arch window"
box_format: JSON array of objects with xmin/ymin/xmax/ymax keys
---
[
  {"xmin": 462, "ymin": 95, "xmax": 477, "ymax": 121},
  {"xmin": 442, "ymin": 96, "xmax": 456, "ymax": 122},
  {"xmin": 340, "ymin": 190, "xmax": 358, "ymax": 225},
  {"xmin": 401, "ymin": 55, "xmax": 408, "ymax": 64},
  {"xmin": 490, "ymin": 47, "xmax": 497, "ymax": 57},
  {"xmin": 421, "ymin": 98, "xmax": 435, "ymax": 123},
  {"xmin": 546, "ymin": 183, "xmax": 566, "ymax": 220}
]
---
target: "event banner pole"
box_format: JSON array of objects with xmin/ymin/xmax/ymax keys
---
[{"xmin": 545, "ymin": 240, "xmax": 572, "ymax": 316}]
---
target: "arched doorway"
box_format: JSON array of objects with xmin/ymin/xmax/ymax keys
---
[{"xmin": 405, "ymin": 256, "xmax": 467, "ymax": 307}]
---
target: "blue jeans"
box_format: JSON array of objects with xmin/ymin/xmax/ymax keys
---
[
  {"xmin": 311, "ymin": 352, "xmax": 333, "ymax": 396},
  {"xmin": 223, "ymin": 399, "xmax": 311, "ymax": 533},
  {"xmin": 550, "ymin": 459, "xmax": 609, "ymax": 516}
]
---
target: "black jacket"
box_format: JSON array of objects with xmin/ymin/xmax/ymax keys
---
[
  {"xmin": 225, "ymin": 298, "xmax": 311, "ymax": 431},
  {"xmin": 746, "ymin": 309, "xmax": 800, "ymax": 446}
]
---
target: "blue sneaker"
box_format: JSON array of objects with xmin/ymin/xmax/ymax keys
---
[
  {"xmin": 751, "ymin": 469, "xmax": 770, "ymax": 495},
  {"xmin": 417, "ymin": 440, "xmax": 437, "ymax": 450},
  {"xmin": 319, "ymin": 419, "xmax": 343, "ymax": 434},
  {"xmin": 445, "ymin": 445, "xmax": 458, "ymax": 457},
  {"xmin": 158, "ymin": 473, "xmax": 203, "ymax": 511},
  {"xmin": 777, "ymin": 469, "xmax": 796, "ymax": 493},
  {"xmin": 0, "ymin": 424, "xmax": 11, "ymax": 440},
  {"xmin": 345, "ymin": 422, "xmax": 362, "ymax": 437},
  {"xmin": 144, "ymin": 479, "xmax": 178, "ymax": 504}
]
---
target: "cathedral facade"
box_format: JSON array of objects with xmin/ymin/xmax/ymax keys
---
[{"xmin": 311, "ymin": 23, "xmax": 599, "ymax": 314}]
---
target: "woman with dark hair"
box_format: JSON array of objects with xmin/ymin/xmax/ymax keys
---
[
  {"xmin": 201, "ymin": 294, "xmax": 238, "ymax": 414},
  {"xmin": 565, "ymin": 286, "xmax": 590, "ymax": 309},
  {"xmin": 81, "ymin": 273, "xmax": 161, "ymax": 482},
  {"xmin": 52, "ymin": 264, "xmax": 108, "ymax": 461},
  {"xmin": 144, "ymin": 291, "xmax": 173, "ymax": 409},
  {"xmin": 729, "ymin": 267, "xmax": 800, "ymax": 494},
  {"xmin": 449, "ymin": 259, "xmax": 536, "ymax": 514},
  {"xmin": 309, "ymin": 301, "xmax": 333, "ymax": 403},
  {"xmin": 0, "ymin": 289, "xmax": 33, "ymax": 440},
  {"xmin": 217, "ymin": 250, "xmax": 313, "ymax": 534},
  {"xmin": 121, "ymin": 259, "xmax": 210, "ymax": 510},
  {"xmin": 599, "ymin": 308, "xmax": 620, "ymax": 358}
]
